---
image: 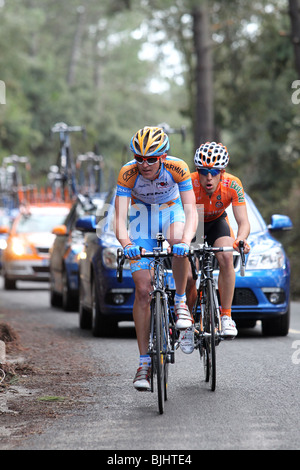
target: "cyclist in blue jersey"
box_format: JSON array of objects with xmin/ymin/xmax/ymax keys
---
[{"xmin": 114, "ymin": 126, "xmax": 197, "ymax": 391}]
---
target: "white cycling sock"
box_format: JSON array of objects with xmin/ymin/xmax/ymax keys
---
[
  {"xmin": 139, "ymin": 355, "xmax": 151, "ymax": 367},
  {"xmin": 174, "ymin": 293, "xmax": 186, "ymax": 307}
]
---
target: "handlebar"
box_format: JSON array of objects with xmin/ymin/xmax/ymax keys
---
[
  {"xmin": 116, "ymin": 247, "xmax": 173, "ymax": 283},
  {"xmin": 189, "ymin": 242, "xmax": 246, "ymax": 279},
  {"xmin": 116, "ymin": 241, "xmax": 246, "ymax": 283},
  {"xmin": 51, "ymin": 122, "xmax": 85, "ymax": 134}
]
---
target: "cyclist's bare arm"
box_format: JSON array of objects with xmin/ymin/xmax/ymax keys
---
[
  {"xmin": 114, "ymin": 195, "xmax": 132, "ymax": 248},
  {"xmin": 232, "ymin": 204, "xmax": 250, "ymax": 253},
  {"xmin": 180, "ymin": 189, "xmax": 198, "ymax": 245}
]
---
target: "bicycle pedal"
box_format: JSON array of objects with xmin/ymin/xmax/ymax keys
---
[{"xmin": 166, "ymin": 353, "xmax": 174, "ymax": 363}]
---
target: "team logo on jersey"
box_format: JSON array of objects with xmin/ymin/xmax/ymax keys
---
[
  {"xmin": 123, "ymin": 166, "xmax": 138, "ymax": 182},
  {"xmin": 164, "ymin": 162, "xmax": 187, "ymax": 178},
  {"xmin": 230, "ymin": 180, "xmax": 245, "ymax": 203}
]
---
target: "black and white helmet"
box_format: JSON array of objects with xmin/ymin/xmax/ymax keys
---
[{"xmin": 194, "ymin": 142, "xmax": 229, "ymax": 169}]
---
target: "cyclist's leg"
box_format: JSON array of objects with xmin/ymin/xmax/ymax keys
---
[
  {"xmin": 162, "ymin": 201, "xmax": 192, "ymax": 330},
  {"xmin": 128, "ymin": 199, "xmax": 155, "ymax": 354},
  {"xmin": 186, "ymin": 267, "xmax": 197, "ymax": 313},
  {"xmin": 131, "ymin": 267, "xmax": 152, "ymax": 356},
  {"xmin": 168, "ymin": 222, "xmax": 189, "ymax": 294},
  {"xmin": 129, "ymin": 203, "xmax": 157, "ymax": 389},
  {"xmin": 131, "ymin": 261, "xmax": 154, "ymax": 391},
  {"xmin": 214, "ymin": 236, "xmax": 235, "ymax": 310},
  {"xmin": 209, "ymin": 215, "xmax": 237, "ymax": 337}
]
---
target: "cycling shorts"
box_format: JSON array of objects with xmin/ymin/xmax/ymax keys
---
[
  {"xmin": 204, "ymin": 212, "xmax": 234, "ymax": 246},
  {"xmin": 129, "ymin": 197, "xmax": 185, "ymax": 273}
]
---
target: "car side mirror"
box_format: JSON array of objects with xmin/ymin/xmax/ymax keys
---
[
  {"xmin": 52, "ymin": 225, "xmax": 68, "ymax": 236},
  {"xmin": 268, "ymin": 214, "xmax": 293, "ymax": 231},
  {"xmin": 0, "ymin": 225, "xmax": 10, "ymax": 234},
  {"xmin": 75, "ymin": 215, "xmax": 97, "ymax": 232}
]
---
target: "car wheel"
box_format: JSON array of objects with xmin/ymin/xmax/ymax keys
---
[
  {"xmin": 262, "ymin": 306, "xmax": 290, "ymax": 337},
  {"xmin": 50, "ymin": 273, "xmax": 62, "ymax": 307},
  {"xmin": 79, "ymin": 281, "xmax": 92, "ymax": 330},
  {"xmin": 91, "ymin": 279, "xmax": 116, "ymax": 337},
  {"xmin": 4, "ymin": 276, "xmax": 16, "ymax": 290},
  {"xmin": 62, "ymin": 268, "xmax": 77, "ymax": 311}
]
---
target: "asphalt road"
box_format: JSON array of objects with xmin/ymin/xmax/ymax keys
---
[{"xmin": 2, "ymin": 281, "xmax": 300, "ymax": 451}]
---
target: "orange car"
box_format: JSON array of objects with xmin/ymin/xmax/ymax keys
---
[{"xmin": 1, "ymin": 203, "xmax": 70, "ymax": 289}]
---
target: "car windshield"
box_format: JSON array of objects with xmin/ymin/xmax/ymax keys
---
[
  {"xmin": 226, "ymin": 199, "xmax": 265, "ymax": 234},
  {"xmin": 100, "ymin": 192, "xmax": 265, "ymax": 237},
  {"xmin": 16, "ymin": 213, "xmax": 67, "ymax": 233},
  {"xmin": 0, "ymin": 214, "xmax": 11, "ymax": 227}
]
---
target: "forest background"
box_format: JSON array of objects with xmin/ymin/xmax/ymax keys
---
[{"xmin": 0, "ymin": 0, "xmax": 300, "ymax": 297}]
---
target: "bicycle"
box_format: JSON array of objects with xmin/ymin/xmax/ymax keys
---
[
  {"xmin": 117, "ymin": 233, "xmax": 176, "ymax": 415},
  {"xmin": 188, "ymin": 240, "xmax": 246, "ymax": 391},
  {"xmin": 50, "ymin": 122, "xmax": 85, "ymax": 201}
]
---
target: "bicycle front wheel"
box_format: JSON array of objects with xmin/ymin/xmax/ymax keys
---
[
  {"xmin": 154, "ymin": 291, "xmax": 167, "ymax": 414},
  {"xmin": 203, "ymin": 279, "xmax": 216, "ymax": 391}
]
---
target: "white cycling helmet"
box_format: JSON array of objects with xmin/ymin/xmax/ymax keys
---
[{"xmin": 194, "ymin": 141, "xmax": 229, "ymax": 169}]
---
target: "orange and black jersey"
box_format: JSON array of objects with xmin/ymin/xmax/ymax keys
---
[{"xmin": 191, "ymin": 171, "xmax": 246, "ymax": 223}]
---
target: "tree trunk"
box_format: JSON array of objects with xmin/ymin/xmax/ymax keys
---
[
  {"xmin": 67, "ymin": 6, "xmax": 86, "ymax": 87},
  {"xmin": 192, "ymin": 4, "xmax": 214, "ymax": 149},
  {"xmin": 289, "ymin": 0, "xmax": 300, "ymax": 78}
]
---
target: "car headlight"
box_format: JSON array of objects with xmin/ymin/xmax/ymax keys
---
[
  {"xmin": 102, "ymin": 247, "xmax": 130, "ymax": 270},
  {"xmin": 247, "ymin": 246, "xmax": 285, "ymax": 270},
  {"xmin": 0, "ymin": 238, "xmax": 7, "ymax": 250},
  {"xmin": 10, "ymin": 238, "xmax": 33, "ymax": 256}
]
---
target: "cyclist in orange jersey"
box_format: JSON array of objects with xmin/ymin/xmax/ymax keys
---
[{"xmin": 180, "ymin": 142, "xmax": 250, "ymax": 353}]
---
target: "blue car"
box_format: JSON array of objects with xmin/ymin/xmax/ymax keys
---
[
  {"xmin": 76, "ymin": 190, "xmax": 135, "ymax": 336},
  {"xmin": 226, "ymin": 195, "xmax": 292, "ymax": 336},
  {"xmin": 76, "ymin": 191, "xmax": 292, "ymax": 337},
  {"xmin": 49, "ymin": 193, "xmax": 106, "ymax": 311}
]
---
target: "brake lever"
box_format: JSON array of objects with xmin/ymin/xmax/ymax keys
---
[
  {"xmin": 239, "ymin": 240, "xmax": 246, "ymax": 277},
  {"xmin": 117, "ymin": 248, "xmax": 125, "ymax": 283},
  {"xmin": 188, "ymin": 248, "xmax": 198, "ymax": 281}
]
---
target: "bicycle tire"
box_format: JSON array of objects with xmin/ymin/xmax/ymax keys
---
[
  {"xmin": 155, "ymin": 291, "xmax": 166, "ymax": 414},
  {"xmin": 202, "ymin": 337, "xmax": 210, "ymax": 383},
  {"xmin": 204, "ymin": 279, "xmax": 216, "ymax": 391},
  {"xmin": 149, "ymin": 299, "xmax": 155, "ymax": 394},
  {"xmin": 197, "ymin": 288, "xmax": 210, "ymax": 383},
  {"xmin": 162, "ymin": 302, "xmax": 170, "ymax": 403}
]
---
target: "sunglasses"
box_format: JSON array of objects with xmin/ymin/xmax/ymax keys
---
[
  {"xmin": 134, "ymin": 154, "xmax": 161, "ymax": 166},
  {"xmin": 198, "ymin": 168, "xmax": 221, "ymax": 177}
]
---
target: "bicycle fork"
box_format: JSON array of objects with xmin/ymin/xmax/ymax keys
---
[
  {"xmin": 195, "ymin": 277, "xmax": 223, "ymax": 353},
  {"xmin": 148, "ymin": 289, "xmax": 174, "ymax": 365}
]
